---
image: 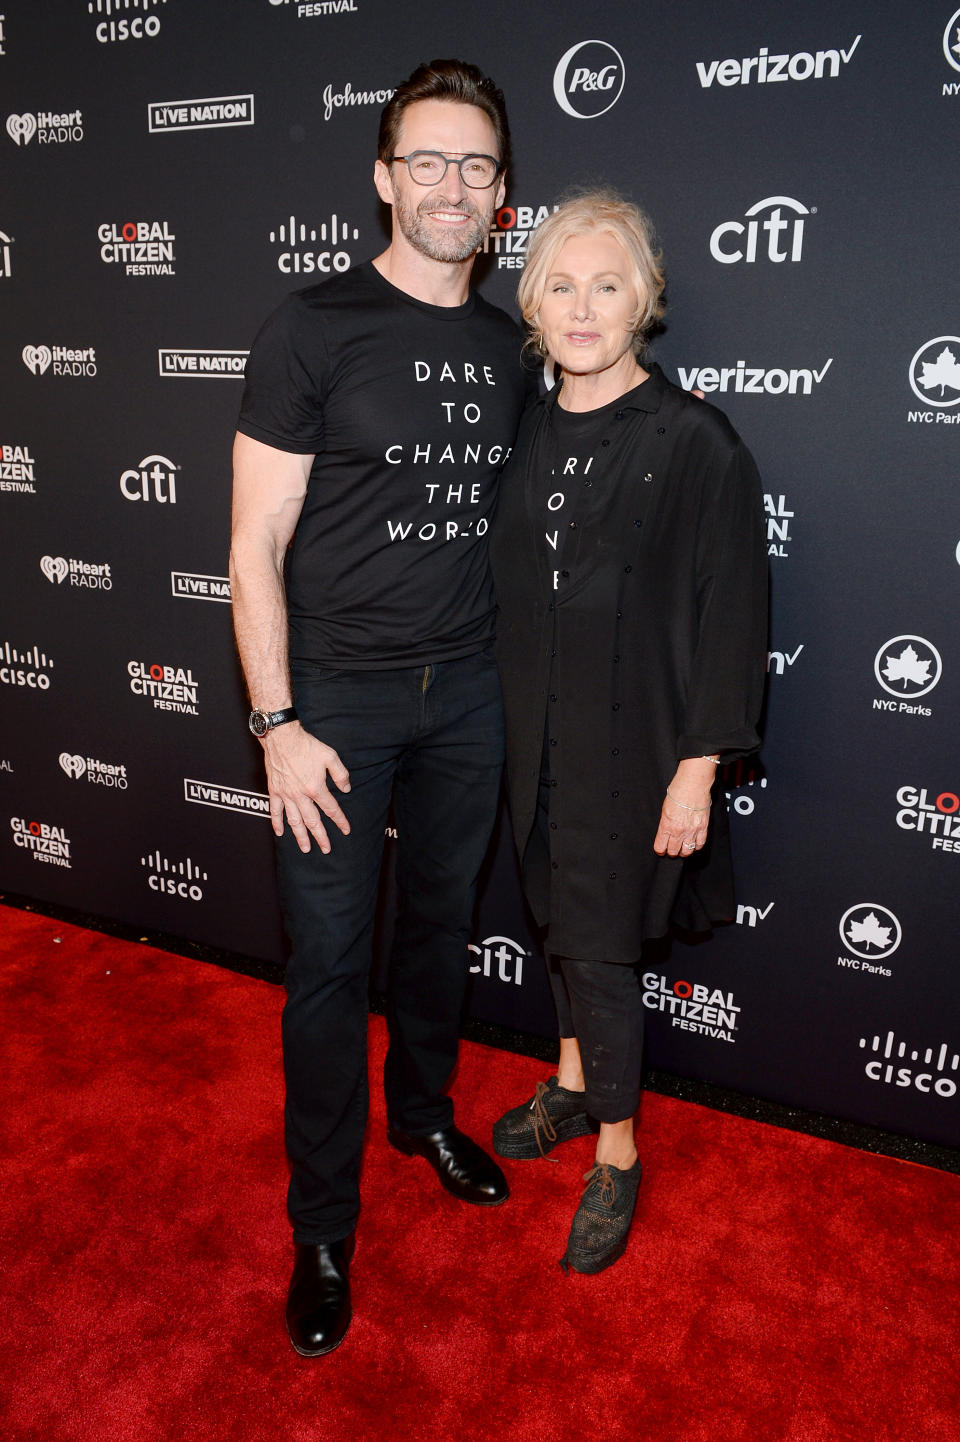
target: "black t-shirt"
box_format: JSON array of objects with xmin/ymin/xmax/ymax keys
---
[
  {"xmin": 534, "ymin": 390, "xmax": 635, "ymax": 594},
  {"xmin": 237, "ymin": 262, "xmax": 532, "ymax": 668}
]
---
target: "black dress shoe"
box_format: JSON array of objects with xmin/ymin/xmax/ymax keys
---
[
  {"xmin": 285, "ymin": 1235, "xmax": 354, "ymax": 1357},
  {"xmin": 387, "ymin": 1123, "xmax": 509, "ymax": 1206}
]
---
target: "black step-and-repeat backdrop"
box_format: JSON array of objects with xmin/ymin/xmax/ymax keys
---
[{"xmin": 3, "ymin": 1, "xmax": 959, "ymax": 1148}]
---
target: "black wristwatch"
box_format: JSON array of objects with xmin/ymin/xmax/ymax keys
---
[{"xmin": 248, "ymin": 706, "xmax": 298, "ymax": 738}]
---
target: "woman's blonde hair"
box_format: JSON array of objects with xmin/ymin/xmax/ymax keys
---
[{"xmin": 517, "ymin": 189, "xmax": 665, "ymax": 357}]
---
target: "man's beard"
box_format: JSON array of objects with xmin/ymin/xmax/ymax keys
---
[{"xmin": 393, "ymin": 186, "xmax": 491, "ymax": 263}]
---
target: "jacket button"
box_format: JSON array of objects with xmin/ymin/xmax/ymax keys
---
[
  {"xmin": 610, "ymin": 833, "xmax": 618, "ymax": 841},
  {"xmin": 550, "ymin": 693, "xmax": 558, "ymax": 702},
  {"xmin": 615, "ymin": 410, "xmax": 624, "ymax": 419},
  {"xmin": 657, "ymin": 427, "xmax": 665, "ymax": 434},
  {"xmin": 612, "ymin": 703, "xmax": 620, "ymax": 711},
  {"xmin": 584, "ymin": 479, "xmax": 593, "ymax": 487},
  {"xmin": 616, "ymin": 610, "xmax": 623, "ymax": 619},
  {"xmin": 601, "ymin": 439, "xmax": 610, "ymax": 447},
  {"xmin": 611, "ymin": 790, "xmax": 620, "ymax": 798},
  {"xmin": 569, "ymin": 520, "xmax": 578, "ymax": 529},
  {"xmin": 612, "ymin": 655, "xmax": 620, "ymax": 663},
  {"xmin": 611, "ymin": 747, "xmax": 620, "ymax": 756},
  {"xmin": 644, "ymin": 473, "xmax": 653, "ymax": 482},
  {"xmin": 548, "ymin": 603, "xmax": 555, "ymax": 612},
  {"xmin": 551, "ymin": 649, "xmax": 558, "ymax": 657},
  {"xmin": 624, "ymin": 565, "xmax": 632, "ymax": 573},
  {"xmin": 550, "ymin": 821, "xmax": 558, "ymax": 830},
  {"xmin": 634, "ymin": 519, "xmax": 642, "ymax": 527},
  {"xmin": 549, "ymin": 737, "xmax": 558, "ymax": 746},
  {"xmin": 560, "ymin": 569, "xmax": 569, "ymax": 579},
  {"xmin": 608, "ymin": 872, "xmax": 617, "ymax": 880},
  {"xmin": 551, "ymin": 861, "xmax": 559, "ymax": 870}
]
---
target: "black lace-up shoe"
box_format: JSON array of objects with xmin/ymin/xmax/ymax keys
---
[
  {"xmin": 387, "ymin": 1123, "xmax": 509, "ymax": 1205},
  {"xmin": 493, "ymin": 1077, "xmax": 598, "ymax": 1160},
  {"xmin": 286, "ymin": 1235, "xmax": 354, "ymax": 1357},
  {"xmin": 561, "ymin": 1159, "xmax": 642, "ymax": 1274}
]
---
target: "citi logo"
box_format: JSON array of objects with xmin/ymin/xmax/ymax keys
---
[
  {"xmin": 860, "ymin": 1031, "xmax": 959, "ymax": 1099},
  {"xmin": 268, "ymin": 213, "xmax": 359, "ymax": 276},
  {"xmin": 553, "ymin": 40, "xmax": 626, "ymax": 119},
  {"xmin": 468, "ymin": 934, "xmax": 528, "ymax": 986},
  {"xmin": 710, "ymin": 196, "xmax": 813, "ymax": 265},
  {"xmin": 0, "ymin": 230, "xmax": 12, "ymax": 279},
  {"xmin": 696, "ymin": 35, "xmax": 861, "ymax": 88},
  {"xmin": 676, "ymin": 359, "xmax": 831, "ymax": 396},
  {"xmin": 120, "ymin": 454, "xmax": 178, "ymax": 503},
  {"xmin": 141, "ymin": 848, "xmax": 207, "ymax": 902}
]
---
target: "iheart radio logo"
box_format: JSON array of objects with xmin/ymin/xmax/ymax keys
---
[{"xmin": 22, "ymin": 345, "xmax": 52, "ymax": 375}]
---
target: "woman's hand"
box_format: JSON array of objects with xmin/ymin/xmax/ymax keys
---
[{"xmin": 653, "ymin": 757, "xmax": 718, "ymax": 857}]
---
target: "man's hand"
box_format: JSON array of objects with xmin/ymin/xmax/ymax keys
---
[{"xmin": 261, "ymin": 722, "xmax": 351, "ymax": 854}]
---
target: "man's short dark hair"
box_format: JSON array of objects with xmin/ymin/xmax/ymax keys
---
[{"xmin": 378, "ymin": 59, "xmax": 510, "ymax": 174}]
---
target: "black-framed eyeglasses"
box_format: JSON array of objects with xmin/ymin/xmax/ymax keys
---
[{"xmin": 389, "ymin": 151, "xmax": 503, "ymax": 189}]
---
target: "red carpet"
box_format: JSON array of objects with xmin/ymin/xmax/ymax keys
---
[{"xmin": 2, "ymin": 906, "xmax": 958, "ymax": 1442}]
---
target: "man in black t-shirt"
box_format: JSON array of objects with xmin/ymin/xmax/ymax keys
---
[{"xmin": 230, "ymin": 60, "xmax": 530, "ymax": 1358}]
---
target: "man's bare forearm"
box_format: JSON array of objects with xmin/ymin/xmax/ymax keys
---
[{"xmin": 229, "ymin": 538, "xmax": 293, "ymax": 711}]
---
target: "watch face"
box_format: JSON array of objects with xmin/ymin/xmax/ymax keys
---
[{"xmin": 249, "ymin": 709, "xmax": 269, "ymax": 737}]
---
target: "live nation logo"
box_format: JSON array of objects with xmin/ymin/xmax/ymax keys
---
[
  {"xmin": 148, "ymin": 94, "xmax": 254, "ymax": 132},
  {"xmin": 158, "ymin": 349, "xmax": 247, "ymax": 378},
  {"xmin": 184, "ymin": 778, "xmax": 269, "ymax": 817},
  {"xmin": 89, "ymin": 0, "xmax": 166, "ymax": 45},
  {"xmin": 10, "ymin": 815, "xmax": 71, "ymax": 868},
  {"xmin": 127, "ymin": 659, "xmax": 198, "ymax": 715},
  {"xmin": 859, "ymin": 1030, "xmax": 959, "ymax": 1100},
  {"xmin": 468, "ymin": 935, "xmax": 529, "ymax": 987},
  {"xmin": 171, "ymin": 571, "xmax": 231, "ymax": 602},
  {"xmin": 895, "ymin": 784, "xmax": 960, "ymax": 855},
  {"xmin": 837, "ymin": 903, "xmax": 901, "ymax": 977},
  {"xmin": 59, "ymin": 751, "xmax": 128, "ymax": 789},
  {"xmin": 481, "ymin": 202, "xmax": 558, "ymax": 272},
  {"xmin": 642, "ymin": 972, "xmax": 741, "ymax": 1044},
  {"xmin": 41, "ymin": 554, "xmax": 112, "ymax": 591},
  {"xmin": 873, "ymin": 635, "xmax": 942, "ymax": 716},
  {"xmin": 907, "ymin": 337, "xmax": 960, "ymax": 423},
  {"xmin": 268, "ymin": 213, "xmax": 359, "ymax": 276},
  {"xmin": 1, "ymin": 443, "xmax": 36, "ymax": 495}
]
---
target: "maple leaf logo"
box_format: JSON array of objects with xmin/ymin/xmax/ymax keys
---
[
  {"xmin": 917, "ymin": 346, "xmax": 960, "ymax": 399},
  {"xmin": 846, "ymin": 912, "xmax": 893, "ymax": 952},
  {"xmin": 882, "ymin": 643, "xmax": 931, "ymax": 690}
]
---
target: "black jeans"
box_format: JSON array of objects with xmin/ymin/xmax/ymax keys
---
[{"xmin": 277, "ymin": 648, "xmax": 504, "ymax": 1245}]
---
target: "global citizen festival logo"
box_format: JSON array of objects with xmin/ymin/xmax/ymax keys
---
[
  {"xmin": 837, "ymin": 903, "xmax": 901, "ymax": 977},
  {"xmin": 269, "ymin": 212, "xmax": 359, "ymax": 276},
  {"xmin": 468, "ymin": 935, "xmax": 529, "ymax": 987},
  {"xmin": 10, "ymin": 816, "xmax": 71, "ymax": 868},
  {"xmin": 553, "ymin": 41, "xmax": 626, "ymax": 119},
  {"xmin": 482, "ymin": 202, "xmax": 558, "ymax": 272},
  {"xmin": 710, "ymin": 196, "xmax": 814, "ymax": 264},
  {"xmin": 873, "ymin": 635, "xmax": 942, "ymax": 716},
  {"xmin": 1, "ymin": 443, "xmax": 36, "ymax": 494},
  {"xmin": 696, "ymin": 34, "xmax": 861, "ymax": 88},
  {"xmin": 141, "ymin": 848, "xmax": 208, "ymax": 901},
  {"xmin": 98, "ymin": 219, "xmax": 175, "ymax": 277},
  {"xmin": 642, "ymin": 972, "xmax": 740, "ymax": 1044},
  {"xmin": 41, "ymin": 554, "xmax": 112, "ymax": 591},
  {"xmin": 22, "ymin": 344, "xmax": 96, "ymax": 378},
  {"xmin": 907, "ymin": 337, "xmax": 960, "ymax": 423},
  {"xmin": 88, "ymin": 0, "xmax": 166, "ymax": 45},
  {"xmin": 6, "ymin": 110, "xmax": 83, "ymax": 146},
  {"xmin": 859, "ymin": 1030, "xmax": 959, "ymax": 1100},
  {"xmin": 59, "ymin": 751, "xmax": 128, "ymax": 789},
  {"xmin": 268, "ymin": 0, "xmax": 359, "ymax": 20},
  {"xmin": 127, "ymin": 659, "xmax": 198, "ymax": 714},
  {"xmin": 120, "ymin": 453, "xmax": 179, "ymax": 503},
  {"xmin": 895, "ymin": 785, "xmax": 960, "ymax": 855}
]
